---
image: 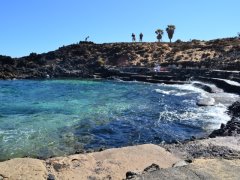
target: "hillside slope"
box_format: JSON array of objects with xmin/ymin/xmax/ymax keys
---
[{"xmin": 0, "ymin": 38, "xmax": 240, "ymax": 79}]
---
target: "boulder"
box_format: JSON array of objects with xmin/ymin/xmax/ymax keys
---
[{"xmin": 197, "ymin": 97, "xmax": 215, "ymax": 106}]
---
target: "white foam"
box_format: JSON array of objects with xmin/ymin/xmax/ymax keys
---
[
  {"xmin": 156, "ymin": 103, "xmax": 230, "ymax": 130},
  {"xmin": 155, "ymin": 89, "xmax": 172, "ymax": 95},
  {"xmin": 174, "ymin": 92, "xmax": 188, "ymax": 96},
  {"xmin": 155, "ymin": 89, "xmax": 189, "ymax": 96},
  {"xmin": 218, "ymin": 79, "xmax": 240, "ymax": 86},
  {"xmin": 201, "ymin": 104, "xmax": 231, "ymax": 129},
  {"xmin": 156, "ymin": 82, "xmax": 235, "ymax": 130},
  {"xmin": 164, "ymin": 82, "xmax": 206, "ymax": 94}
]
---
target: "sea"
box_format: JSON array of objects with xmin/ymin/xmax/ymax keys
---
[{"xmin": 0, "ymin": 79, "xmax": 238, "ymax": 161}]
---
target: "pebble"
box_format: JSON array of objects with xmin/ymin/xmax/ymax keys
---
[
  {"xmin": 143, "ymin": 163, "xmax": 160, "ymax": 172},
  {"xmin": 126, "ymin": 171, "xmax": 137, "ymax": 179},
  {"xmin": 47, "ymin": 174, "xmax": 55, "ymax": 180},
  {"xmin": 173, "ymin": 160, "xmax": 189, "ymax": 167}
]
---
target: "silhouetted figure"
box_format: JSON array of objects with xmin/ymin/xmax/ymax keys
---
[
  {"xmin": 132, "ymin": 33, "xmax": 136, "ymax": 42},
  {"xmin": 139, "ymin": 33, "xmax": 143, "ymax": 42},
  {"xmin": 85, "ymin": 36, "xmax": 90, "ymax": 41}
]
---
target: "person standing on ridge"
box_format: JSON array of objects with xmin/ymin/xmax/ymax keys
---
[
  {"xmin": 85, "ymin": 36, "xmax": 90, "ymax": 41},
  {"xmin": 139, "ymin": 33, "xmax": 143, "ymax": 42},
  {"xmin": 132, "ymin": 33, "xmax": 136, "ymax": 42}
]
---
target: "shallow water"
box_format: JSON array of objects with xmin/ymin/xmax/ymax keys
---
[{"xmin": 0, "ymin": 79, "xmax": 236, "ymax": 160}]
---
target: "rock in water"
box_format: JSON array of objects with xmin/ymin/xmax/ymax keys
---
[
  {"xmin": 228, "ymin": 101, "xmax": 240, "ymax": 117},
  {"xmin": 193, "ymin": 83, "xmax": 213, "ymax": 93},
  {"xmin": 197, "ymin": 97, "xmax": 215, "ymax": 106},
  {"xmin": 209, "ymin": 101, "xmax": 240, "ymax": 138}
]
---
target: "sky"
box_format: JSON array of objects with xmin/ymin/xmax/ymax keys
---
[{"xmin": 0, "ymin": 0, "xmax": 240, "ymax": 57}]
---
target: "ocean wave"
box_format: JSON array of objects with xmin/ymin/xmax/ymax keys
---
[
  {"xmin": 155, "ymin": 103, "xmax": 230, "ymax": 130},
  {"xmin": 155, "ymin": 89, "xmax": 188, "ymax": 96},
  {"xmin": 155, "ymin": 89, "xmax": 173, "ymax": 95}
]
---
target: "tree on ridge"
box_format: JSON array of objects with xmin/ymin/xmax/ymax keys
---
[
  {"xmin": 166, "ymin": 25, "xmax": 176, "ymax": 43},
  {"xmin": 155, "ymin": 29, "xmax": 164, "ymax": 42}
]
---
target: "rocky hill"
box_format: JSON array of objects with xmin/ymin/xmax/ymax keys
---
[{"xmin": 0, "ymin": 37, "xmax": 240, "ymax": 79}]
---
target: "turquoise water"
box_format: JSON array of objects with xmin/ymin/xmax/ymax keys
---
[{"xmin": 0, "ymin": 79, "xmax": 231, "ymax": 160}]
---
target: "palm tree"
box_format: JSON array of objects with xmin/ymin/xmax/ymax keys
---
[
  {"xmin": 166, "ymin": 25, "xmax": 176, "ymax": 43},
  {"xmin": 155, "ymin": 29, "xmax": 164, "ymax": 42}
]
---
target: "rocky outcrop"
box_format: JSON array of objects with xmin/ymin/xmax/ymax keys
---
[
  {"xmin": 133, "ymin": 136, "xmax": 240, "ymax": 179},
  {"xmin": 0, "ymin": 144, "xmax": 180, "ymax": 180},
  {"xmin": 196, "ymin": 77, "xmax": 240, "ymax": 95},
  {"xmin": 210, "ymin": 101, "xmax": 240, "ymax": 137},
  {"xmin": 1, "ymin": 137, "xmax": 240, "ymax": 180},
  {"xmin": 0, "ymin": 158, "xmax": 47, "ymax": 180},
  {"xmin": 1, "ymin": 38, "xmax": 240, "ymax": 79},
  {"xmin": 130, "ymin": 158, "xmax": 240, "ymax": 180}
]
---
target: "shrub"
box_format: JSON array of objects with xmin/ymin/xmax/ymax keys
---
[
  {"xmin": 45, "ymin": 52, "xmax": 56, "ymax": 60},
  {"xmin": 0, "ymin": 55, "xmax": 14, "ymax": 65},
  {"xmin": 25, "ymin": 53, "xmax": 46, "ymax": 65},
  {"xmin": 175, "ymin": 39, "xmax": 182, "ymax": 43},
  {"xmin": 96, "ymin": 57, "xmax": 105, "ymax": 66}
]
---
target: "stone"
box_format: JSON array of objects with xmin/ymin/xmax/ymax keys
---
[
  {"xmin": 46, "ymin": 144, "xmax": 179, "ymax": 179},
  {"xmin": 143, "ymin": 163, "xmax": 160, "ymax": 172},
  {"xmin": 126, "ymin": 171, "xmax": 137, "ymax": 179},
  {"xmin": 47, "ymin": 174, "xmax": 55, "ymax": 180},
  {"xmin": 196, "ymin": 97, "xmax": 215, "ymax": 106},
  {"xmin": 172, "ymin": 160, "xmax": 189, "ymax": 167},
  {"xmin": 0, "ymin": 158, "xmax": 47, "ymax": 180},
  {"xmin": 132, "ymin": 159, "xmax": 240, "ymax": 180},
  {"xmin": 193, "ymin": 82, "xmax": 213, "ymax": 93}
]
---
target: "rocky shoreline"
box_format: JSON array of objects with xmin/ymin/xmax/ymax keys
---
[
  {"xmin": 0, "ymin": 137, "xmax": 240, "ymax": 179},
  {"xmin": 1, "ymin": 38, "xmax": 240, "ymax": 179},
  {"xmin": 0, "ymin": 83, "xmax": 239, "ymax": 179},
  {"xmin": 1, "ymin": 70, "xmax": 240, "ymax": 179}
]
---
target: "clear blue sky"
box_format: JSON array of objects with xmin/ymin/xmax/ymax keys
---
[{"xmin": 1, "ymin": 0, "xmax": 239, "ymax": 57}]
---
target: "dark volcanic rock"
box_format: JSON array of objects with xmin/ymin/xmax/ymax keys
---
[
  {"xmin": 131, "ymin": 160, "xmax": 240, "ymax": 180},
  {"xmin": 47, "ymin": 174, "xmax": 55, "ymax": 180},
  {"xmin": 228, "ymin": 101, "xmax": 240, "ymax": 117},
  {"xmin": 161, "ymin": 141, "xmax": 240, "ymax": 160},
  {"xmin": 143, "ymin": 163, "xmax": 160, "ymax": 173},
  {"xmin": 193, "ymin": 82, "xmax": 213, "ymax": 93},
  {"xmin": 1, "ymin": 38, "xmax": 240, "ymax": 79},
  {"xmin": 210, "ymin": 101, "xmax": 240, "ymax": 137},
  {"xmin": 126, "ymin": 171, "xmax": 137, "ymax": 179}
]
